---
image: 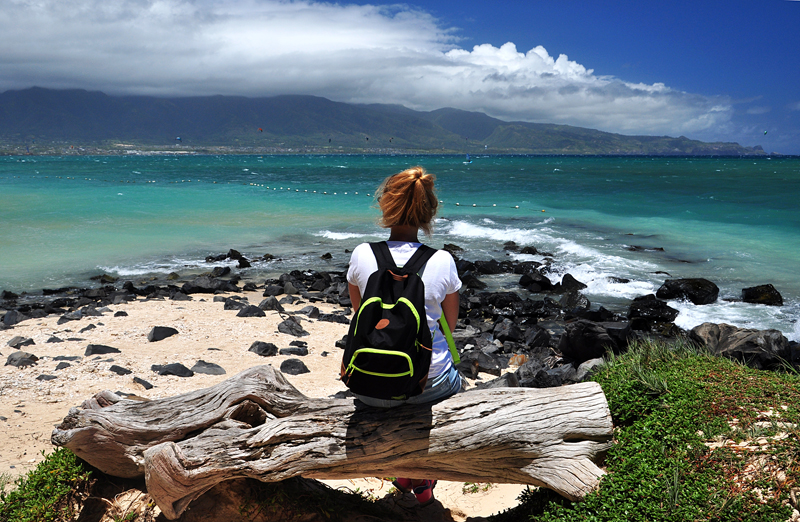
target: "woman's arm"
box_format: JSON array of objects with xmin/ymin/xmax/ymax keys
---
[
  {"xmin": 348, "ymin": 283, "xmax": 362, "ymax": 311},
  {"xmin": 441, "ymin": 291, "xmax": 459, "ymax": 331}
]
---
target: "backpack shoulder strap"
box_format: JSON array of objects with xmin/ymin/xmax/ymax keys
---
[
  {"xmin": 369, "ymin": 241, "xmax": 397, "ymax": 270},
  {"xmin": 402, "ymin": 244, "xmax": 437, "ymax": 275}
]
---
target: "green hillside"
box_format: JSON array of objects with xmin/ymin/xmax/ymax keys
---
[{"xmin": 0, "ymin": 87, "xmax": 765, "ymax": 155}]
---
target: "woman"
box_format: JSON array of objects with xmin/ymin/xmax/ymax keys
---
[{"xmin": 346, "ymin": 166, "xmax": 462, "ymax": 506}]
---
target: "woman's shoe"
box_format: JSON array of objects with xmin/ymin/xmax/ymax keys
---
[
  {"xmin": 392, "ymin": 477, "xmax": 413, "ymax": 493},
  {"xmin": 413, "ymin": 479, "xmax": 437, "ymax": 507}
]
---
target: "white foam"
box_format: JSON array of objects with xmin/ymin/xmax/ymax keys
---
[
  {"xmin": 314, "ymin": 230, "xmax": 368, "ymax": 240},
  {"xmin": 446, "ymin": 220, "xmax": 551, "ymax": 245},
  {"xmin": 98, "ymin": 256, "xmax": 212, "ymax": 277},
  {"xmin": 671, "ymin": 299, "xmax": 798, "ymax": 341}
]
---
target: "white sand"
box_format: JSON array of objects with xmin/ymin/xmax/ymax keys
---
[{"xmin": 1, "ymin": 290, "xmax": 525, "ymax": 520}]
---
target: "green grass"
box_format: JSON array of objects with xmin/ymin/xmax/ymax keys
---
[
  {"xmin": 491, "ymin": 337, "xmax": 800, "ymax": 521},
  {"xmin": 0, "ymin": 448, "xmax": 94, "ymax": 522},
  {"xmin": 0, "ymin": 450, "xmax": 392, "ymax": 522},
  {"xmin": 463, "ymin": 482, "xmax": 494, "ymax": 494}
]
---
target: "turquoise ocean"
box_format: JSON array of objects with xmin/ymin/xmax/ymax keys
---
[{"xmin": 1, "ymin": 154, "xmax": 798, "ymax": 342}]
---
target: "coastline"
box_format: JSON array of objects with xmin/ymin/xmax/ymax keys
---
[{"xmin": 3, "ymin": 238, "xmax": 799, "ymax": 519}]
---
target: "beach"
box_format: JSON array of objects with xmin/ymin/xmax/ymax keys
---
[{"xmin": 0, "ymin": 284, "xmax": 527, "ymax": 520}]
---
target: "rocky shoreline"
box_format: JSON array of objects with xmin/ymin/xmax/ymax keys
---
[
  {"xmin": 3, "ymin": 241, "xmax": 797, "ymax": 390},
  {"xmin": 1, "ymin": 239, "xmax": 798, "ymax": 520}
]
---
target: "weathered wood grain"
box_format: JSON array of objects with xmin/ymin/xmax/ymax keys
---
[{"xmin": 53, "ymin": 365, "xmax": 613, "ymax": 519}]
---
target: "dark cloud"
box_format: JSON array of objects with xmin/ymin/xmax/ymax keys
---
[{"xmin": 0, "ymin": 0, "xmax": 734, "ymax": 137}]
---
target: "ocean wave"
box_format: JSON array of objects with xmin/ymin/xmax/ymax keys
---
[
  {"xmin": 445, "ymin": 220, "xmax": 552, "ymax": 245},
  {"xmin": 671, "ymin": 299, "xmax": 798, "ymax": 341},
  {"xmin": 314, "ymin": 230, "xmax": 369, "ymax": 240},
  {"xmin": 97, "ymin": 257, "xmax": 212, "ymax": 277}
]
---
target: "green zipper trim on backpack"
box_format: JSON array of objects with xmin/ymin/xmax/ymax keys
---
[
  {"xmin": 346, "ymin": 348, "xmax": 414, "ymax": 378},
  {"xmin": 353, "ymin": 296, "xmax": 421, "ymax": 336}
]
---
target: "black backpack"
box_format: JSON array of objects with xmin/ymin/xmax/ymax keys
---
[{"xmin": 341, "ymin": 242, "xmax": 437, "ymax": 400}]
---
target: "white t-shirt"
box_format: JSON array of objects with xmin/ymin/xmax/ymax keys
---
[{"xmin": 346, "ymin": 241, "xmax": 462, "ymax": 378}]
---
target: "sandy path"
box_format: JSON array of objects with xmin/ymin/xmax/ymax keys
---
[{"xmin": 1, "ymin": 290, "xmax": 525, "ymax": 520}]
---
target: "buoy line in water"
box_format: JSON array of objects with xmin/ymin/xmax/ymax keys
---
[{"xmin": 3, "ymin": 174, "xmax": 544, "ymax": 211}]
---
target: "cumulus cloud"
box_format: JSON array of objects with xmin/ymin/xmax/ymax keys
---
[{"xmin": 0, "ymin": 0, "xmax": 733, "ymax": 136}]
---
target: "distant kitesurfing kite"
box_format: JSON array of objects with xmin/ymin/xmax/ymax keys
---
[
  {"xmin": 764, "ymin": 130, "xmax": 768, "ymax": 135},
  {"xmin": 258, "ymin": 128, "xmax": 263, "ymax": 132}
]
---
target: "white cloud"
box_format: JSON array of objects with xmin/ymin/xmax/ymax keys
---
[
  {"xmin": 0, "ymin": 0, "xmax": 733, "ymax": 137},
  {"xmin": 746, "ymin": 106, "xmax": 771, "ymax": 115},
  {"xmin": 789, "ymin": 101, "xmax": 800, "ymax": 111}
]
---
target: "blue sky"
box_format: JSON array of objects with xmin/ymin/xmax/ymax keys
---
[{"xmin": 2, "ymin": 0, "xmax": 799, "ymax": 153}]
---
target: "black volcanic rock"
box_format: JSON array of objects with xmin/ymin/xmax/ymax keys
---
[
  {"xmin": 280, "ymin": 358, "xmax": 310, "ymax": 375},
  {"xmin": 134, "ymin": 376, "xmax": 154, "ymax": 390},
  {"xmin": 560, "ymin": 274, "xmax": 588, "ymax": 293},
  {"xmin": 459, "ymin": 271, "xmax": 487, "ymax": 290},
  {"xmin": 210, "ymin": 266, "xmax": 232, "ymax": 278},
  {"xmin": 3, "ymin": 310, "xmax": 30, "ymax": 326},
  {"xmin": 280, "ymin": 346, "xmax": 309, "ymax": 356},
  {"xmin": 7, "ymin": 336, "xmax": 34, "ymax": 349},
  {"xmin": 258, "ymin": 296, "xmax": 285, "ymax": 312},
  {"xmin": 656, "ymin": 278, "xmax": 719, "ymax": 305},
  {"xmin": 151, "ymin": 363, "xmax": 194, "ymax": 377},
  {"xmin": 109, "ymin": 365, "xmax": 132, "ymax": 376},
  {"xmin": 223, "ymin": 298, "xmax": 249, "ymax": 310},
  {"xmin": 519, "ymin": 271, "xmax": 553, "ymax": 293},
  {"xmin": 148, "ymin": 326, "xmax": 179, "ymax": 342},
  {"xmin": 182, "ymin": 275, "xmax": 239, "ymax": 294},
  {"xmin": 237, "ymin": 305, "xmax": 266, "ymax": 318},
  {"xmin": 741, "ymin": 284, "xmax": 783, "ymax": 306},
  {"xmin": 558, "ymin": 320, "xmax": 617, "ymax": 363},
  {"xmin": 690, "ymin": 322, "xmax": 789, "ymax": 370},
  {"xmin": 493, "ymin": 319, "xmax": 524, "ymax": 343},
  {"xmin": 277, "ymin": 316, "xmax": 309, "ymax": 337},
  {"xmin": 297, "ymin": 305, "xmax": 320, "ymax": 318},
  {"xmin": 85, "ymin": 344, "xmax": 121, "ymax": 356},
  {"xmin": 474, "ymin": 259, "xmax": 503, "ymax": 275},
  {"xmin": 227, "ymin": 249, "xmax": 245, "ymax": 260},
  {"xmin": 559, "ymin": 290, "xmax": 590, "ymax": 312},
  {"xmin": 6, "ymin": 351, "xmax": 39, "ymax": 368},
  {"xmin": 191, "ymin": 360, "xmax": 226, "ymax": 375},
  {"xmin": 263, "ymin": 284, "xmax": 284, "ymax": 297},
  {"xmin": 249, "ymin": 341, "xmax": 279, "ymax": 357},
  {"xmin": 318, "ymin": 313, "xmax": 350, "ymax": 325},
  {"xmin": 628, "ymin": 294, "xmax": 679, "ymax": 322}
]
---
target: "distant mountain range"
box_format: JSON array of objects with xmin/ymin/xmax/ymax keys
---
[{"xmin": 0, "ymin": 87, "xmax": 765, "ymax": 155}]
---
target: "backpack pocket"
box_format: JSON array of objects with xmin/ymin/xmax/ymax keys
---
[
  {"xmin": 342, "ymin": 348, "xmax": 419, "ymax": 400},
  {"xmin": 345, "ymin": 348, "xmax": 414, "ymax": 378}
]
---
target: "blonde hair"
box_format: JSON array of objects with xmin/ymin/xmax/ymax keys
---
[{"xmin": 375, "ymin": 166, "xmax": 438, "ymax": 236}]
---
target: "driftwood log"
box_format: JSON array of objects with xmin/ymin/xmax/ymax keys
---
[{"xmin": 53, "ymin": 365, "xmax": 613, "ymax": 519}]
